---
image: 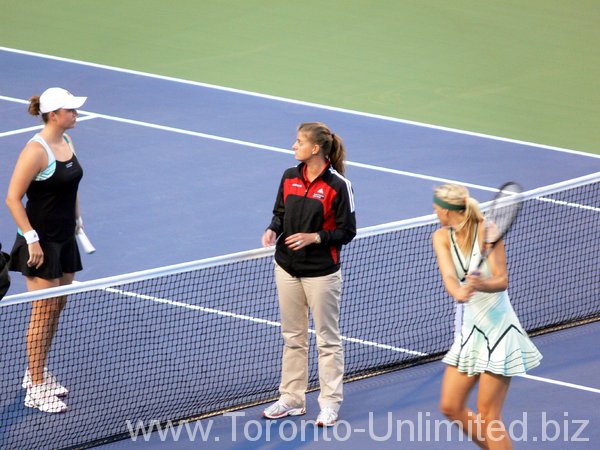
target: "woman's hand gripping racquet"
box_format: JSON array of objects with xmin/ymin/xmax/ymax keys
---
[{"xmin": 474, "ymin": 181, "xmax": 523, "ymax": 272}]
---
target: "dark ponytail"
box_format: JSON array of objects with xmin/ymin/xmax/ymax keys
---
[
  {"xmin": 28, "ymin": 95, "xmax": 49, "ymax": 123},
  {"xmin": 328, "ymin": 133, "xmax": 346, "ymax": 176},
  {"xmin": 298, "ymin": 122, "xmax": 347, "ymax": 176}
]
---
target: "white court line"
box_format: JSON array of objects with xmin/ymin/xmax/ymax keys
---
[
  {"xmin": 0, "ymin": 114, "xmax": 98, "ymax": 138},
  {"xmin": 0, "ymin": 94, "xmax": 498, "ymax": 192},
  {"xmin": 0, "ymin": 124, "xmax": 46, "ymax": 137},
  {"xmin": 105, "ymin": 286, "xmax": 426, "ymax": 357},
  {"xmin": 535, "ymin": 196, "xmax": 600, "ymax": 213},
  {"xmin": 4, "ymin": 97, "xmax": 596, "ymax": 202},
  {"xmin": 4, "ymin": 94, "xmax": 599, "ymax": 206},
  {"xmin": 1, "ymin": 46, "xmax": 599, "ymax": 160},
  {"xmin": 518, "ymin": 374, "xmax": 600, "ymax": 394}
]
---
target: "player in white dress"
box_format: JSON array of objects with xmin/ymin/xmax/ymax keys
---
[{"xmin": 432, "ymin": 183, "xmax": 542, "ymax": 449}]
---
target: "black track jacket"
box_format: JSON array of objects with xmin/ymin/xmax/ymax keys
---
[{"xmin": 267, "ymin": 163, "xmax": 356, "ymax": 277}]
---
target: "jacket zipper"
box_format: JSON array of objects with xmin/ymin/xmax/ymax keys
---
[{"xmin": 290, "ymin": 176, "xmax": 317, "ymax": 272}]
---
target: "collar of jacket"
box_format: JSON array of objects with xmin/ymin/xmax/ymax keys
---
[{"xmin": 297, "ymin": 161, "xmax": 331, "ymax": 184}]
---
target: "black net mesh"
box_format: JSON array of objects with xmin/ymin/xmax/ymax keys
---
[{"xmin": 1, "ymin": 176, "xmax": 599, "ymax": 449}]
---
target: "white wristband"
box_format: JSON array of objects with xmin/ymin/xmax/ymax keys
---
[
  {"xmin": 24, "ymin": 230, "xmax": 39, "ymax": 244},
  {"xmin": 76, "ymin": 217, "xmax": 83, "ymax": 228}
]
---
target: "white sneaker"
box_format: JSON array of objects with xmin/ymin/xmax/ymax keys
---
[
  {"xmin": 25, "ymin": 384, "xmax": 68, "ymax": 413},
  {"xmin": 262, "ymin": 400, "xmax": 306, "ymax": 419},
  {"xmin": 316, "ymin": 407, "xmax": 338, "ymax": 427},
  {"xmin": 22, "ymin": 367, "xmax": 69, "ymax": 397}
]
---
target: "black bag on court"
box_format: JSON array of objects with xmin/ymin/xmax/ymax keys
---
[{"xmin": 0, "ymin": 243, "xmax": 11, "ymax": 300}]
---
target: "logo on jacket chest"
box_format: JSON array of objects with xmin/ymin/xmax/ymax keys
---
[{"xmin": 312, "ymin": 187, "xmax": 326, "ymax": 200}]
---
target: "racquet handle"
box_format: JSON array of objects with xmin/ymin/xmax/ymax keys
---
[
  {"xmin": 76, "ymin": 229, "xmax": 96, "ymax": 254},
  {"xmin": 472, "ymin": 246, "xmax": 491, "ymax": 273}
]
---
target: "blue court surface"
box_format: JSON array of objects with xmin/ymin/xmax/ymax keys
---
[
  {"xmin": 102, "ymin": 321, "xmax": 600, "ymax": 449},
  {"xmin": 1, "ymin": 48, "xmax": 599, "ymax": 449}
]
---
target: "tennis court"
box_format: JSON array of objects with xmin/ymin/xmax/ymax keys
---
[{"xmin": 1, "ymin": 2, "xmax": 599, "ymax": 448}]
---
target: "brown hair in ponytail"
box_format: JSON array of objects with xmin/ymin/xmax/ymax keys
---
[
  {"xmin": 28, "ymin": 95, "xmax": 49, "ymax": 123},
  {"xmin": 298, "ymin": 122, "xmax": 347, "ymax": 176}
]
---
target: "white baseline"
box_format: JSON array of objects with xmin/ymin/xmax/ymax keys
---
[{"xmin": 1, "ymin": 46, "xmax": 599, "ymax": 160}]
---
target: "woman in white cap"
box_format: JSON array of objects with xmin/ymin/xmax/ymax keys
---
[{"xmin": 6, "ymin": 87, "xmax": 87, "ymax": 413}]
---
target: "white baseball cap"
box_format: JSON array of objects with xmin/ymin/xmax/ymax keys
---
[{"xmin": 39, "ymin": 87, "xmax": 87, "ymax": 114}]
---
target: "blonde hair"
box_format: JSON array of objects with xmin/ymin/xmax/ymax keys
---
[{"xmin": 434, "ymin": 183, "xmax": 483, "ymax": 253}]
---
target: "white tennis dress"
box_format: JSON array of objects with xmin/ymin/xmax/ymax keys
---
[{"xmin": 442, "ymin": 227, "xmax": 542, "ymax": 376}]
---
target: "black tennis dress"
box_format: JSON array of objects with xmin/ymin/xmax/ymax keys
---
[{"xmin": 9, "ymin": 134, "xmax": 83, "ymax": 279}]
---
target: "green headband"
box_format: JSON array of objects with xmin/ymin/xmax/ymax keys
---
[{"xmin": 433, "ymin": 195, "xmax": 465, "ymax": 211}]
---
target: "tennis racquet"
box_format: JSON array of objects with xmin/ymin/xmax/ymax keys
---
[
  {"xmin": 76, "ymin": 229, "xmax": 96, "ymax": 254},
  {"xmin": 474, "ymin": 181, "xmax": 523, "ymax": 271}
]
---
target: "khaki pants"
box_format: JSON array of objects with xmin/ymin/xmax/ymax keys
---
[{"xmin": 275, "ymin": 263, "xmax": 344, "ymax": 412}]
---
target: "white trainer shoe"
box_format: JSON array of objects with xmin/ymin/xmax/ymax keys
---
[
  {"xmin": 22, "ymin": 367, "xmax": 69, "ymax": 397},
  {"xmin": 262, "ymin": 400, "xmax": 306, "ymax": 419},
  {"xmin": 316, "ymin": 407, "xmax": 338, "ymax": 427},
  {"xmin": 24, "ymin": 384, "xmax": 68, "ymax": 413}
]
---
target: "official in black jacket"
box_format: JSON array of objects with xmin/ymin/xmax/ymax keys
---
[{"xmin": 261, "ymin": 122, "xmax": 356, "ymax": 426}]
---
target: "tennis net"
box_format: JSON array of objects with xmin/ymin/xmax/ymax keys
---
[{"xmin": 1, "ymin": 172, "xmax": 599, "ymax": 449}]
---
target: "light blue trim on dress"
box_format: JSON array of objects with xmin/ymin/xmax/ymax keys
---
[{"xmin": 30, "ymin": 135, "xmax": 56, "ymax": 181}]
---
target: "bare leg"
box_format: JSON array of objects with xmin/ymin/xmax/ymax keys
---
[
  {"xmin": 440, "ymin": 365, "xmax": 487, "ymax": 449},
  {"xmin": 476, "ymin": 372, "xmax": 512, "ymax": 450},
  {"xmin": 26, "ymin": 273, "xmax": 73, "ymax": 385}
]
